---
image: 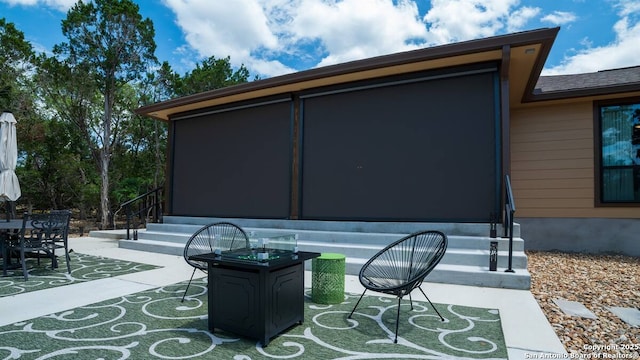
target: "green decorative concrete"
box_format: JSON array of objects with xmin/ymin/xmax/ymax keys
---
[
  {"xmin": 0, "ymin": 252, "xmax": 161, "ymax": 297},
  {"xmin": 0, "ymin": 280, "xmax": 507, "ymax": 359}
]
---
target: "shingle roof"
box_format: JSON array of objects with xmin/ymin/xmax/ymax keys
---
[{"xmin": 535, "ymin": 66, "xmax": 640, "ymax": 94}]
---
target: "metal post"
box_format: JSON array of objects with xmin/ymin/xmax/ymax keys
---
[
  {"xmin": 489, "ymin": 212, "xmax": 497, "ymax": 238},
  {"xmin": 505, "ymin": 206, "xmax": 514, "ymax": 273},
  {"xmin": 489, "ymin": 241, "xmax": 498, "ymax": 271},
  {"xmin": 125, "ymin": 203, "xmax": 131, "ymax": 240}
]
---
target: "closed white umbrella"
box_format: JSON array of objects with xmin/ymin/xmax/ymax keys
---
[{"xmin": 0, "ymin": 111, "xmax": 21, "ymax": 202}]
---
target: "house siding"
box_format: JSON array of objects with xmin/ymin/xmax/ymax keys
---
[{"xmin": 511, "ymin": 101, "xmax": 640, "ymax": 218}]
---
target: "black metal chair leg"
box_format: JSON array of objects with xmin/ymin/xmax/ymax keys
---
[
  {"xmin": 417, "ymin": 286, "xmax": 444, "ymax": 321},
  {"xmin": 181, "ymin": 267, "xmax": 197, "ymax": 303},
  {"xmin": 49, "ymin": 250, "xmax": 56, "ymax": 270},
  {"xmin": 65, "ymin": 247, "xmax": 71, "ymax": 274},
  {"xmin": 2, "ymin": 241, "xmax": 7, "ymax": 277},
  {"xmin": 20, "ymin": 249, "xmax": 27, "ymax": 281},
  {"xmin": 394, "ymin": 297, "xmax": 401, "ymax": 343},
  {"xmin": 409, "ymin": 292, "xmax": 414, "ymax": 310},
  {"xmin": 348, "ymin": 289, "xmax": 367, "ymax": 318}
]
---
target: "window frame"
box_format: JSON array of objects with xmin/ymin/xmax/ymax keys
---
[{"xmin": 594, "ymin": 96, "xmax": 640, "ymax": 207}]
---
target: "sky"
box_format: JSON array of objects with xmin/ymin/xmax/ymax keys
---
[{"xmin": 1, "ymin": 0, "xmax": 639, "ymax": 79}]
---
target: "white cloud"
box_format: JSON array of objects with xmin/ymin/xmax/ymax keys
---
[
  {"xmin": 541, "ymin": 11, "xmax": 577, "ymax": 25},
  {"xmin": 164, "ymin": 0, "xmax": 430, "ymax": 76},
  {"xmin": 14, "ymin": 0, "xmax": 636, "ymax": 79},
  {"xmin": 286, "ymin": 0, "xmax": 427, "ymax": 67},
  {"xmin": 422, "ymin": 0, "xmax": 523, "ymax": 44},
  {"xmin": 0, "ymin": 0, "xmax": 74, "ymax": 11},
  {"xmin": 507, "ymin": 6, "xmax": 541, "ymax": 32},
  {"xmin": 163, "ymin": 0, "xmax": 281, "ymax": 68},
  {"xmin": 615, "ymin": 0, "xmax": 640, "ymax": 17},
  {"xmin": 542, "ymin": 1, "xmax": 640, "ymax": 75},
  {"xmin": 164, "ymin": 0, "xmax": 546, "ymax": 78}
]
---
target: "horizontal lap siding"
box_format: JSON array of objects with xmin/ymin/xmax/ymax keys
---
[{"xmin": 511, "ymin": 102, "xmax": 640, "ymax": 218}]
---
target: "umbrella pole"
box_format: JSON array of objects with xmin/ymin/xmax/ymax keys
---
[{"xmin": 5, "ymin": 201, "xmax": 11, "ymax": 221}]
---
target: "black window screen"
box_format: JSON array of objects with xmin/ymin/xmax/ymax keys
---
[
  {"xmin": 171, "ymin": 99, "xmax": 292, "ymax": 218},
  {"xmin": 301, "ymin": 71, "xmax": 498, "ymax": 221}
]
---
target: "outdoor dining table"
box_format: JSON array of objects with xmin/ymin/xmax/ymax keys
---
[{"xmin": 0, "ymin": 219, "xmax": 25, "ymax": 230}]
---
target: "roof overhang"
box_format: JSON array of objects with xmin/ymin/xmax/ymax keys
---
[{"xmin": 137, "ymin": 27, "xmax": 560, "ymax": 121}]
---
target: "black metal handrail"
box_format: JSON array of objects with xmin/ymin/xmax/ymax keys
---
[
  {"xmin": 116, "ymin": 186, "xmax": 163, "ymax": 240},
  {"xmin": 503, "ymin": 174, "xmax": 516, "ymax": 273}
]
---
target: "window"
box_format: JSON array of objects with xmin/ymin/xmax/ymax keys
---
[{"xmin": 598, "ymin": 101, "xmax": 640, "ymax": 203}]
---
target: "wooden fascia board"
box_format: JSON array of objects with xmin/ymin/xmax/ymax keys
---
[{"xmin": 137, "ymin": 27, "xmax": 560, "ymax": 121}]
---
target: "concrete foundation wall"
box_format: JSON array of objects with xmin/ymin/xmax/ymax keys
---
[{"xmin": 519, "ymin": 217, "xmax": 640, "ymax": 256}]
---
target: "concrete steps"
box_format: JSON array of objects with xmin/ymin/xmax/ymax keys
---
[{"xmin": 100, "ymin": 216, "xmax": 530, "ymax": 290}]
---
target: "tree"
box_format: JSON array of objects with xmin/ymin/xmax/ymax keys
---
[
  {"xmin": 175, "ymin": 56, "xmax": 251, "ymax": 97},
  {"xmin": 0, "ymin": 18, "xmax": 34, "ymax": 111},
  {"xmin": 54, "ymin": 0, "xmax": 157, "ymax": 228},
  {"xmin": 138, "ymin": 62, "xmax": 177, "ymax": 189},
  {"xmin": 34, "ymin": 53, "xmax": 105, "ymax": 218}
]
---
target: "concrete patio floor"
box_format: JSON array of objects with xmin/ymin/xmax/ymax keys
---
[{"xmin": 0, "ymin": 236, "xmax": 567, "ymax": 359}]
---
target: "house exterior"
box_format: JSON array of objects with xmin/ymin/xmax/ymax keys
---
[
  {"xmin": 137, "ymin": 27, "xmax": 640, "ymax": 256},
  {"xmin": 512, "ymin": 66, "xmax": 640, "ymax": 256}
]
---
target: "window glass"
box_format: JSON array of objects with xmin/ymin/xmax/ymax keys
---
[{"xmin": 600, "ymin": 103, "xmax": 640, "ymax": 202}]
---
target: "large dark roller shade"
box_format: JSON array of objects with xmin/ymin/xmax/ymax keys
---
[
  {"xmin": 171, "ymin": 99, "xmax": 292, "ymax": 218},
  {"xmin": 301, "ymin": 69, "xmax": 498, "ymax": 221}
]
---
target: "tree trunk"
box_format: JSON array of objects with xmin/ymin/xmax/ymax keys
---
[{"xmin": 100, "ymin": 91, "xmax": 112, "ymax": 229}]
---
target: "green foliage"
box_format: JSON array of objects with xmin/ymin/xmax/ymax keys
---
[
  {"xmin": 0, "ymin": 18, "xmax": 35, "ymax": 111},
  {"xmin": 1, "ymin": 8, "xmax": 252, "ymax": 225},
  {"xmin": 56, "ymin": 0, "xmax": 157, "ymax": 87},
  {"xmin": 53, "ymin": 0, "xmax": 158, "ymax": 227},
  {"xmin": 16, "ymin": 113, "xmax": 99, "ymax": 211},
  {"xmin": 175, "ymin": 56, "xmax": 251, "ymax": 96}
]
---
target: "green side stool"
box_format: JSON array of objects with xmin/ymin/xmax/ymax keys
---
[{"xmin": 312, "ymin": 253, "xmax": 346, "ymax": 304}]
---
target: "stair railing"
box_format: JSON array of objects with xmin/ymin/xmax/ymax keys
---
[
  {"xmin": 116, "ymin": 186, "xmax": 163, "ymax": 240},
  {"xmin": 503, "ymin": 174, "xmax": 516, "ymax": 273}
]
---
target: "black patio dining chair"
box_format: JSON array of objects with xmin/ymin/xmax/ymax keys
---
[
  {"xmin": 6, "ymin": 212, "xmax": 71, "ymax": 281},
  {"xmin": 46, "ymin": 210, "xmax": 72, "ymax": 274},
  {"xmin": 181, "ymin": 222, "xmax": 250, "ymax": 302},
  {"xmin": 348, "ymin": 230, "xmax": 448, "ymax": 343}
]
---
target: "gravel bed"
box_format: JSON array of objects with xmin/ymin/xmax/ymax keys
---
[{"xmin": 527, "ymin": 250, "xmax": 640, "ymax": 357}]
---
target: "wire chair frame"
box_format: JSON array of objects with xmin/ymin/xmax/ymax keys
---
[
  {"xmin": 181, "ymin": 222, "xmax": 249, "ymax": 302},
  {"xmin": 348, "ymin": 230, "xmax": 448, "ymax": 343}
]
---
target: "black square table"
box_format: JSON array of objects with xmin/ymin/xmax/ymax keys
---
[{"xmin": 190, "ymin": 250, "xmax": 320, "ymax": 346}]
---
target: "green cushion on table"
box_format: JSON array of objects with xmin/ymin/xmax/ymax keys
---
[{"xmin": 312, "ymin": 253, "xmax": 346, "ymax": 304}]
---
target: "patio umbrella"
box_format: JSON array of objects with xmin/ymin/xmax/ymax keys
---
[{"xmin": 0, "ymin": 111, "xmax": 21, "ymax": 203}]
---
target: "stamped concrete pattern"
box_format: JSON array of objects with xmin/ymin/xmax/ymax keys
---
[{"xmin": 1, "ymin": 236, "xmax": 567, "ymax": 359}]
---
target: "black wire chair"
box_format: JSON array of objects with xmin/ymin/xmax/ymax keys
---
[
  {"xmin": 181, "ymin": 222, "xmax": 250, "ymax": 302},
  {"xmin": 348, "ymin": 230, "xmax": 448, "ymax": 343}
]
